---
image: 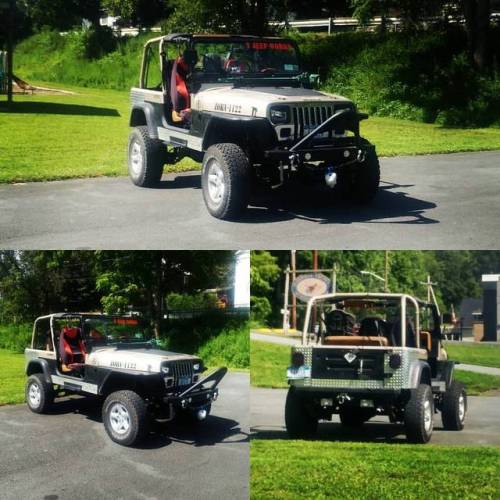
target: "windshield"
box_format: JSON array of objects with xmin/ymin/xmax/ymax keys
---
[
  {"xmin": 192, "ymin": 39, "xmax": 301, "ymax": 78},
  {"xmin": 82, "ymin": 317, "xmax": 151, "ymax": 345}
]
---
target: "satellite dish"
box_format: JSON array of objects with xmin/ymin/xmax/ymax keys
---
[{"xmin": 291, "ymin": 274, "xmax": 331, "ymax": 302}]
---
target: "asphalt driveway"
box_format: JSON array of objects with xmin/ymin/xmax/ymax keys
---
[
  {"xmin": 251, "ymin": 387, "xmax": 500, "ymax": 446},
  {"xmin": 0, "ymin": 372, "xmax": 249, "ymax": 500},
  {"xmin": 1, "ymin": 151, "xmax": 499, "ymax": 249}
]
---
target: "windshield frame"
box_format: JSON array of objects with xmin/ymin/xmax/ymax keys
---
[
  {"xmin": 80, "ymin": 314, "xmax": 152, "ymax": 347},
  {"xmin": 302, "ymin": 293, "xmax": 421, "ymax": 348},
  {"xmin": 155, "ymin": 34, "xmax": 304, "ymax": 86}
]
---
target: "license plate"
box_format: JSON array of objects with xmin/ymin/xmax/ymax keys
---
[{"xmin": 179, "ymin": 376, "xmax": 191, "ymax": 386}]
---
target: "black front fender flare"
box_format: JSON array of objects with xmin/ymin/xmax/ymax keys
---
[
  {"xmin": 201, "ymin": 114, "xmax": 278, "ymax": 151},
  {"xmin": 26, "ymin": 358, "xmax": 52, "ymax": 384}
]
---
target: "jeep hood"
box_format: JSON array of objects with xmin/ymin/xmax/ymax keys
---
[
  {"xmin": 86, "ymin": 347, "xmax": 198, "ymax": 373},
  {"xmin": 192, "ymin": 86, "xmax": 353, "ymax": 118}
]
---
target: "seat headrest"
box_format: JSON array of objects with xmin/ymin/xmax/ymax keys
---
[
  {"xmin": 182, "ymin": 49, "xmax": 198, "ymax": 68},
  {"xmin": 62, "ymin": 326, "xmax": 80, "ymax": 339}
]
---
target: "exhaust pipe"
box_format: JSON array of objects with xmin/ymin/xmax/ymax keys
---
[{"xmin": 325, "ymin": 166, "xmax": 337, "ymax": 188}]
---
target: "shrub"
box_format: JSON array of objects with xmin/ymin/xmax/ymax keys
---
[
  {"xmin": 0, "ymin": 324, "xmax": 32, "ymax": 353},
  {"xmin": 196, "ymin": 323, "xmax": 249, "ymax": 369}
]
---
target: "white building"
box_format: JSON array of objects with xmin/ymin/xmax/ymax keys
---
[{"xmin": 233, "ymin": 250, "xmax": 250, "ymax": 309}]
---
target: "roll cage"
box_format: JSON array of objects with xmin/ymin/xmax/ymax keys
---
[
  {"xmin": 302, "ymin": 293, "xmax": 442, "ymax": 351},
  {"xmin": 139, "ymin": 33, "xmax": 304, "ymax": 90},
  {"xmin": 31, "ymin": 313, "xmax": 150, "ymax": 355}
]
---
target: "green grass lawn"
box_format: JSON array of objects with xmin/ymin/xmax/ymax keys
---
[
  {"xmin": 445, "ymin": 342, "xmax": 500, "ymax": 369},
  {"xmin": 0, "ymin": 349, "xmax": 26, "ymax": 405},
  {"xmin": 250, "ymin": 341, "xmax": 500, "ymax": 395},
  {"xmin": 251, "ymin": 440, "xmax": 500, "ymax": 499},
  {"xmin": 2, "ymin": 84, "xmax": 500, "ymax": 183}
]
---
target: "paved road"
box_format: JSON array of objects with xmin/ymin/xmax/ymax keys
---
[
  {"xmin": 0, "ymin": 372, "xmax": 249, "ymax": 500},
  {"xmin": 456, "ymin": 364, "xmax": 500, "ymax": 376},
  {"xmin": 251, "ymin": 332, "xmax": 300, "ymax": 346},
  {"xmin": 251, "ymin": 387, "xmax": 500, "ymax": 446},
  {"xmin": 1, "ymin": 151, "xmax": 499, "ymax": 249}
]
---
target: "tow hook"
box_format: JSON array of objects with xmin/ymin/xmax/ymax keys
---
[
  {"xmin": 357, "ymin": 149, "xmax": 366, "ymax": 162},
  {"xmin": 325, "ymin": 166, "xmax": 337, "ymax": 188}
]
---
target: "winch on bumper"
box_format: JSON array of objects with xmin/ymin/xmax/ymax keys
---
[
  {"xmin": 263, "ymin": 109, "xmax": 370, "ymax": 167},
  {"xmin": 164, "ymin": 367, "xmax": 227, "ymax": 415}
]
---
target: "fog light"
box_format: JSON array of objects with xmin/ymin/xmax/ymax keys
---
[
  {"xmin": 304, "ymin": 152, "xmax": 312, "ymax": 160},
  {"xmin": 197, "ymin": 408, "xmax": 207, "ymax": 421},
  {"xmin": 320, "ymin": 398, "xmax": 333, "ymax": 407},
  {"xmin": 360, "ymin": 399, "xmax": 374, "ymax": 408}
]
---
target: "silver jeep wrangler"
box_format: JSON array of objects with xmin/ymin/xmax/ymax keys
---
[
  {"xmin": 24, "ymin": 313, "xmax": 226, "ymax": 446},
  {"xmin": 286, "ymin": 293, "xmax": 467, "ymax": 443},
  {"xmin": 128, "ymin": 34, "xmax": 379, "ymax": 220}
]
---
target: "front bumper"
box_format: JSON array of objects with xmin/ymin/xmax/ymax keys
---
[
  {"xmin": 163, "ymin": 366, "xmax": 227, "ymax": 410},
  {"xmin": 264, "ymin": 109, "xmax": 370, "ymax": 165}
]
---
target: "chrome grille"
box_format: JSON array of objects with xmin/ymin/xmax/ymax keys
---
[
  {"xmin": 170, "ymin": 360, "xmax": 193, "ymax": 384},
  {"xmin": 292, "ymin": 104, "xmax": 335, "ymax": 139}
]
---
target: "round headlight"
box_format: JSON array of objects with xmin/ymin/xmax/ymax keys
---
[
  {"xmin": 270, "ymin": 105, "xmax": 290, "ymax": 124},
  {"xmin": 193, "ymin": 363, "xmax": 200, "ymax": 371}
]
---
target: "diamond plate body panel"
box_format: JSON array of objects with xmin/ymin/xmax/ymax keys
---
[{"xmin": 290, "ymin": 345, "xmax": 424, "ymax": 390}]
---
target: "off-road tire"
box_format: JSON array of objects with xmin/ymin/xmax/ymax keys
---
[
  {"xmin": 339, "ymin": 406, "xmax": 375, "ymax": 427},
  {"xmin": 103, "ymin": 390, "xmax": 148, "ymax": 446},
  {"xmin": 285, "ymin": 387, "xmax": 317, "ymax": 439},
  {"xmin": 128, "ymin": 126, "xmax": 165, "ymax": 187},
  {"xmin": 201, "ymin": 143, "xmax": 250, "ymax": 219},
  {"xmin": 404, "ymin": 384, "xmax": 434, "ymax": 444},
  {"xmin": 26, "ymin": 373, "xmax": 54, "ymax": 414},
  {"xmin": 441, "ymin": 381, "xmax": 467, "ymax": 431},
  {"xmin": 351, "ymin": 143, "xmax": 380, "ymax": 204}
]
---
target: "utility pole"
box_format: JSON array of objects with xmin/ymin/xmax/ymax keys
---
[
  {"xmin": 291, "ymin": 250, "xmax": 297, "ymax": 330},
  {"xmin": 312, "ymin": 250, "xmax": 318, "ymax": 327},
  {"xmin": 384, "ymin": 250, "xmax": 389, "ymax": 292},
  {"xmin": 6, "ymin": 0, "xmax": 15, "ymax": 105}
]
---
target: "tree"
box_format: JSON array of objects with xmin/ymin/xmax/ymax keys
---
[
  {"xmin": 19, "ymin": 0, "xmax": 102, "ymax": 31},
  {"xmin": 461, "ymin": 0, "xmax": 491, "ymax": 70},
  {"xmin": 102, "ymin": 0, "xmax": 171, "ymax": 27}
]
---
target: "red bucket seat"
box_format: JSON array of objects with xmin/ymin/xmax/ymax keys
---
[{"xmin": 59, "ymin": 326, "xmax": 86, "ymax": 372}]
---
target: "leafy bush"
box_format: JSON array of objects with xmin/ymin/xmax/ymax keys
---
[
  {"xmin": 313, "ymin": 28, "xmax": 500, "ymax": 127},
  {"xmin": 196, "ymin": 323, "xmax": 249, "ymax": 369},
  {"xmin": 166, "ymin": 292, "xmax": 219, "ymax": 310},
  {"xmin": 15, "ymin": 28, "xmax": 149, "ymax": 89},
  {"xmin": 160, "ymin": 312, "xmax": 249, "ymax": 369},
  {"xmin": 0, "ymin": 324, "xmax": 32, "ymax": 353},
  {"xmin": 250, "ymin": 296, "xmax": 272, "ymax": 324}
]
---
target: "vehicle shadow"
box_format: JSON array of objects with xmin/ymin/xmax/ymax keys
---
[
  {"xmin": 141, "ymin": 416, "xmax": 249, "ymax": 449},
  {"xmin": 46, "ymin": 397, "xmax": 247, "ymax": 450},
  {"xmin": 240, "ymin": 181, "xmax": 438, "ymax": 225},
  {"xmin": 252, "ymin": 422, "xmax": 409, "ymax": 444},
  {"xmin": 0, "ymin": 101, "xmax": 120, "ymax": 117}
]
